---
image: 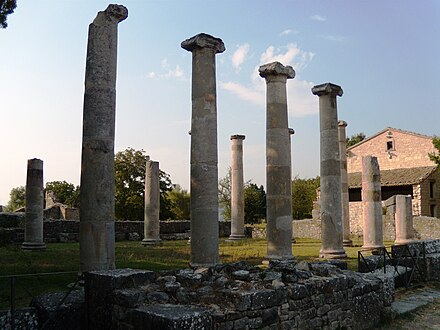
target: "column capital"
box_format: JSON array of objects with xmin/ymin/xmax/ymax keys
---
[
  {"xmin": 259, "ymin": 62, "xmax": 295, "ymax": 79},
  {"xmin": 338, "ymin": 120, "xmax": 347, "ymax": 128},
  {"xmin": 181, "ymin": 33, "xmax": 225, "ymax": 54},
  {"xmin": 312, "ymin": 83, "xmax": 343, "ymax": 97},
  {"xmin": 95, "ymin": 4, "xmax": 128, "ymax": 24},
  {"xmin": 231, "ymin": 134, "xmax": 246, "ymax": 140},
  {"xmin": 288, "ymin": 128, "xmax": 295, "ymax": 135}
]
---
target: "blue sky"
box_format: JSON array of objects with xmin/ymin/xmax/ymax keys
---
[{"xmin": 1, "ymin": 1, "xmax": 439, "ymax": 205}]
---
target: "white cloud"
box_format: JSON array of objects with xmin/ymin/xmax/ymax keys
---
[
  {"xmin": 165, "ymin": 65, "xmax": 184, "ymax": 78},
  {"xmin": 147, "ymin": 72, "xmax": 156, "ymax": 78},
  {"xmin": 232, "ymin": 43, "xmax": 250, "ymax": 71},
  {"xmin": 322, "ymin": 35, "xmax": 346, "ymax": 42},
  {"xmin": 147, "ymin": 58, "xmax": 186, "ymax": 80},
  {"xmin": 221, "ymin": 43, "xmax": 318, "ymax": 117},
  {"xmin": 280, "ymin": 29, "xmax": 298, "ymax": 36},
  {"xmin": 311, "ymin": 14, "xmax": 326, "ymax": 21}
]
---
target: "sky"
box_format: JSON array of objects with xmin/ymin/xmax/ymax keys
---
[{"xmin": 1, "ymin": 1, "xmax": 439, "ymax": 205}]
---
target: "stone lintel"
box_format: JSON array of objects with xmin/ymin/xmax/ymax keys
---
[
  {"xmin": 288, "ymin": 128, "xmax": 295, "ymax": 135},
  {"xmin": 259, "ymin": 61, "xmax": 295, "ymax": 79},
  {"xmin": 181, "ymin": 33, "xmax": 225, "ymax": 54},
  {"xmin": 311, "ymin": 83, "xmax": 343, "ymax": 97},
  {"xmin": 94, "ymin": 4, "xmax": 128, "ymax": 25},
  {"xmin": 338, "ymin": 120, "xmax": 347, "ymax": 127},
  {"xmin": 230, "ymin": 134, "xmax": 246, "ymax": 140}
]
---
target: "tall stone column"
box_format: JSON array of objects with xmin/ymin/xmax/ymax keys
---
[
  {"xmin": 312, "ymin": 83, "xmax": 346, "ymax": 259},
  {"xmin": 79, "ymin": 4, "xmax": 128, "ymax": 272},
  {"xmin": 229, "ymin": 135, "xmax": 246, "ymax": 240},
  {"xmin": 338, "ymin": 120, "xmax": 353, "ymax": 247},
  {"xmin": 142, "ymin": 160, "xmax": 161, "ymax": 246},
  {"xmin": 361, "ymin": 156, "xmax": 385, "ymax": 250},
  {"xmin": 394, "ymin": 194, "xmax": 415, "ymax": 245},
  {"xmin": 181, "ymin": 33, "xmax": 225, "ymax": 266},
  {"xmin": 259, "ymin": 62, "xmax": 295, "ymax": 260},
  {"xmin": 22, "ymin": 158, "xmax": 46, "ymax": 250}
]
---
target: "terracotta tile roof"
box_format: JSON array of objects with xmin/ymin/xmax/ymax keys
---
[{"xmin": 348, "ymin": 166, "xmax": 438, "ymax": 188}]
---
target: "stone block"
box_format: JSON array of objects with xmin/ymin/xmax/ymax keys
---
[{"xmin": 127, "ymin": 304, "xmax": 212, "ymax": 329}]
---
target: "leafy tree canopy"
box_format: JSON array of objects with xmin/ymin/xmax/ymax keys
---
[
  {"xmin": 45, "ymin": 181, "xmax": 80, "ymax": 208},
  {"xmin": 218, "ymin": 168, "xmax": 232, "ymax": 220},
  {"xmin": 292, "ymin": 176, "xmax": 320, "ymax": 220},
  {"xmin": 0, "ymin": 0, "xmax": 17, "ymax": 28},
  {"xmin": 167, "ymin": 184, "xmax": 190, "ymax": 220},
  {"xmin": 5, "ymin": 185, "xmax": 25, "ymax": 211},
  {"xmin": 115, "ymin": 147, "xmax": 174, "ymax": 221},
  {"xmin": 346, "ymin": 132, "xmax": 366, "ymax": 148},
  {"xmin": 429, "ymin": 136, "xmax": 440, "ymax": 167}
]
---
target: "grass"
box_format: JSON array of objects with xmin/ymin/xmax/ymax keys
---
[{"xmin": 0, "ymin": 238, "xmax": 392, "ymax": 309}]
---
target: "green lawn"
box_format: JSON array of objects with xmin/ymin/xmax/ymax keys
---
[{"xmin": 0, "ymin": 238, "xmax": 392, "ymax": 309}]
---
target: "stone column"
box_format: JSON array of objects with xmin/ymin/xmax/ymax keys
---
[
  {"xmin": 181, "ymin": 33, "xmax": 225, "ymax": 266},
  {"xmin": 338, "ymin": 120, "xmax": 353, "ymax": 247},
  {"xmin": 394, "ymin": 194, "xmax": 415, "ymax": 245},
  {"xmin": 229, "ymin": 135, "xmax": 246, "ymax": 240},
  {"xmin": 22, "ymin": 158, "xmax": 46, "ymax": 250},
  {"xmin": 142, "ymin": 160, "xmax": 161, "ymax": 245},
  {"xmin": 312, "ymin": 83, "xmax": 346, "ymax": 259},
  {"xmin": 361, "ymin": 156, "xmax": 385, "ymax": 250},
  {"xmin": 79, "ymin": 4, "xmax": 128, "ymax": 272},
  {"xmin": 259, "ymin": 62, "xmax": 295, "ymax": 260}
]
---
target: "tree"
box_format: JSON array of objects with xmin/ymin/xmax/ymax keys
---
[
  {"xmin": 167, "ymin": 184, "xmax": 190, "ymax": 220},
  {"xmin": 291, "ymin": 176, "xmax": 320, "ymax": 220},
  {"xmin": 45, "ymin": 181, "xmax": 80, "ymax": 208},
  {"xmin": 218, "ymin": 168, "xmax": 232, "ymax": 220},
  {"xmin": 429, "ymin": 136, "xmax": 440, "ymax": 167},
  {"xmin": 5, "ymin": 185, "xmax": 25, "ymax": 211},
  {"xmin": 0, "ymin": 0, "xmax": 16, "ymax": 28},
  {"xmin": 244, "ymin": 183, "xmax": 266, "ymax": 224},
  {"xmin": 346, "ymin": 132, "xmax": 366, "ymax": 148},
  {"xmin": 114, "ymin": 147, "xmax": 174, "ymax": 221}
]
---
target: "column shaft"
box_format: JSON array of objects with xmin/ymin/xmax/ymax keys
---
[
  {"xmin": 395, "ymin": 194, "xmax": 415, "ymax": 245},
  {"xmin": 260, "ymin": 62, "xmax": 295, "ymax": 260},
  {"xmin": 79, "ymin": 5, "xmax": 128, "ymax": 272},
  {"xmin": 142, "ymin": 161, "xmax": 161, "ymax": 245},
  {"xmin": 312, "ymin": 83, "xmax": 346, "ymax": 259},
  {"xmin": 338, "ymin": 121, "xmax": 352, "ymax": 246},
  {"xmin": 361, "ymin": 156, "xmax": 384, "ymax": 250},
  {"xmin": 182, "ymin": 33, "xmax": 225, "ymax": 266},
  {"xmin": 22, "ymin": 158, "xmax": 46, "ymax": 250},
  {"xmin": 229, "ymin": 135, "xmax": 246, "ymax": 240}
]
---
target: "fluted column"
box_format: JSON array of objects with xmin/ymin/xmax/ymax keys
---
[
  {"xmin": 394, "ymin": 194, "xmax": 415, "ymax": 245},
  {"xmin": 259, "ymin": 61, "xmax": 295, "ymax": 260},
  {"xmin": 181, "ymin": 33, "xmax": 225, "ymax": 266},
  {"xmin": 338, "ymin": 120, "xmax": 352, "ymax": 247},
  {"xmin": 22, "ymin": 158, "xmax": 46, "ymax": 250},
  {"xmin": 312, "ymin": 83, "xmax": 346, "ymax": 259},
  {"xmin": 79, "ymin": 4, "xmax": 128, "ymax": 272},
  {"xmin": 142, "ymin": 160, "xmax": 162, "ymax": 246},
  {"xmin": 361, "ymin": 156, "xmax": 385, "ymax": 250}
]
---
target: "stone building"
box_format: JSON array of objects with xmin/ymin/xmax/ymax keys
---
[{"xmin": 347, "ymin": 127, "xmax": 440, "ymax": 230}]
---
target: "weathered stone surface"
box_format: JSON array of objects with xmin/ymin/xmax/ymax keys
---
[
  {"xmin": 143, "ymin": 160, "xmax": 162, "ymax": 246},
  {"xmin": 0, "ymin": 308, "xmax": 39, "ymax": 330}
]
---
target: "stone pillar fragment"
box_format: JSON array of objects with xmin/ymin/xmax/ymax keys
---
[
  {"xmin": 79, "ymin": 4, "xmax": 128, "ymax": 272},
  {"xmin": 142, "ymin": 161, "xmax": 162, "ymax": 245},
  {"xmin": 394, "ymin": 194, "xmax": 415, "ymax": 245},
  {"xmin": 181, "ymin": 33, "xmax": 225, "ymax": 266},
  {"xmin": 259, "ymin": 61, "xmax": 295, "ymax": 260},
  {"xmin": 22, "ymin": 158, "xmax": 46, "ymax": 250},
  {"xmin": 229, "ymin": 135, "xmax": 246, "ymax": 240},
  {"xmin": 338, "ymin": 120, "xmax": 353, "ymax": 247},
  {"xmin": 361, "ymin": 156, "xmax": 385, "ymax": 250},
  {"xmin": 312, "ymin": 83, "xmax": 346, "ymax": 259}
]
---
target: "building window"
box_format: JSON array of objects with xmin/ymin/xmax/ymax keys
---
[
  {"xmin": 430, "ymin": 181, "xmax": 436, "ymax": 199},
  {"xmin": 386, "ymin": 140, "xmax": 394, "ymax": 151},
  {"xmin": 430, "ymin": 204, "xmax": 437, "ymax": 217}
]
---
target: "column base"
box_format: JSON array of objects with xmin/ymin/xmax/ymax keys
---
[
  {"xmin": 343, "ymin": 239, "xmax": 353, "ymax": 247},
  {"xmin": 189, "ymin": 261, "xmax": 221, "ymax": 268},
  {"xmin": 21, "ymin": 242, "xmax": 46, "ymax": 251},
  {"xmin": 319, "ymin": 248, "xmax": 347, "ymax": 259},
  {"xmin": 361, "ymin": 244, "xmax": 385, "ymax": 255},
  {"xmin": 141, "ymin": 239, "xmax": 162, "ymax": 246},
  {"xmin": 227, "ymin": 234, "xmax": 246, "ymax": 241},
  {"xmin": 394, "ymin": 238, "xmax": 416, "ymax": 246}
]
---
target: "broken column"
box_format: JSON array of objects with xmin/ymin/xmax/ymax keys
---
[
  {"xmin": 229, "ymin": 134, "xmax": 246, "ymax": 240},
  {"xmin": 338, "ymin": 120, "xmax": 352, "ymax": 247},
  {"xmin": 22, "ymin": 158, "xmax": 46, "ymax": 250},
  {"xmin": 312, "ymin": 83, "xmax": 346, "ymax": 259},
  {"xmin": 181, "ymin": 33, "xmax": 225, "ymax": 266},
  {"xmin": 79, "ymin": 4, "xmax": 128, "ymax": 272},
  {"xmin": 259, "ymin": 62, "xmax": 295, "ymax": 260},
  {"xmin": 394, "ymin": 194, "xmax": 415, "ymax": 245},
  {"xmin": 361, "ymin": 156, "xmax": 385, "ymax": 251},
  {"xmin": 142, "ymin": 160, "xmax": 162, "ymax": 246}
]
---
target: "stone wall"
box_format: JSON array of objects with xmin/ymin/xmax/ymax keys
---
[
  {"xmin": 84, "ymin": 261, "xmax": 392, "ymax": 329},
  {"xmin": 292, "ymin": 219, "xmax": 321, "ymax": 240}
]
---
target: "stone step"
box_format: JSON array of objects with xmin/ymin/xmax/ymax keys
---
[{"xmin": 391, "ymin": 288, "xmax": 440, "ymax": 315}]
